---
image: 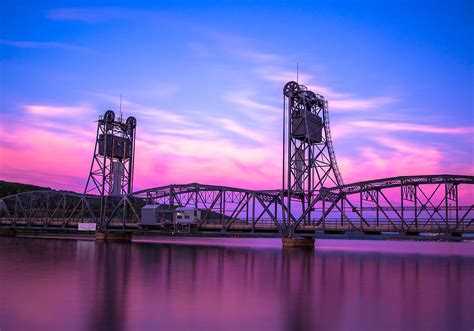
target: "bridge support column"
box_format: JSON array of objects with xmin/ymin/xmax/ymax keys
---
[
  {"xmin": 95, "ymin": 231, "xmax": 133, "ymax": 242},
  {"xmin": 0, "ymin": 228, "xmax": 16, "ymax": 237},
  {"xmin": 282, "ymin": 237, "xmax": 315, "ymax": 248}
]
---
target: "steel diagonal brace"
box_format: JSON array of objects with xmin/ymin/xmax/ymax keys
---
[
  {"xmin": 416, "ymin": 184, "xmax": 447, "ymax": 227},
  {"xmin": 373, "ymin": 198, "xmax": 400, "ymax": 232},
  {"xmin": 279, "ymin": 199, "xmax": 298, "ymax": 228},
  {"xmin": 255, "ymin": 195, "xmax": 283, "ymax": 232},
  {"xmin": 253, "ymin": 196, "xmax": 281, "ymax": 226},
  {"xmin": 312, "ymin": 197, "xmax": 341, "ymax": 228},
  {"xmin": 49, "ymin": 195, "xmax": 65, "ymax": 222},
  {"xmin": 65, "ymin": 198, "xmax": 84, "ymax": 224},
  {"xmin": 462, "ymin": 206, "xmax": 473, "ymax": 227},
  {"xmin": 343, "ymin": 198, "xmax": 371, "ymax": 227},
  {"xmin": 0, "ymin": 199, "xmax": 11, "ymax": 218},
  {"xmin": 183, "ymin": 192, "xmax": 194, "ymax": 207},
  {"xmin": 104, "ymin": 197, "xmax": 126, "ymax": 228},
  {"xmin": 421, "ymin": 195, "xmax": 449, "ymax": 229},
  {"xmin": 197, "ymin": 190, "xmax": 210, "ymax": 210},
  {"xmin": 125, "ymin": 197, "xmax": 141, "ymax": 223},
  {"xmin": 174, "ymin": 193, "xmax": 184, "ymax": 207},
  {"xmin": 198, "ymin": 191, "xmax": 223, "ymax": 227},
  {"xmin": 332, "ymin": 198, "xmax": 358, "ymax": 230},
  {"xmin": 294, "ymin": 193, "xmax": 327, "ymax": 229},
  {"xmin": 83, "ymin": 198, "xmax": 98, "ymax": 222},
  {"xmin": 379, "ymin": 190, "xmax": 408, "ymax": 229},
  {"xmin": 223, "ymin": 193, "xmax": 251, "ymax": 231}
]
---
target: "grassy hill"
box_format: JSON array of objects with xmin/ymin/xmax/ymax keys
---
[{"xmin": 0, "ymin": 180, "xmax": 52, "ymax": 199}]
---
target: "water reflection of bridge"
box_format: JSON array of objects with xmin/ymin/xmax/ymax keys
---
[
  {"xmin": 1, "ymin": 238, "xmax": 471, "ymax": 330},
  {"xmin": 1, "ymin": 175, "xmax": 472, "ymax": 239}
]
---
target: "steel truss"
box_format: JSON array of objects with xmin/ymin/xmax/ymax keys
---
[
  {"xmin": 0, "ymin": 190, "xmax": 140, "ymax": 230},
  {"xmin": 283, "ymin": 81, "xmax": 344, "ymax": 232},
  {"xmin": 84, "ymin": 110, "xmax": 137, "ymax": 197},
  {"xmin": 132, "ymin": 184, "xmax": 288, "ymax": 233},
  {"xmin": 1, "ymin": 176, "xmax": 472, "ymax": 236},
  {"xmin": 83, "ymin": 110, "xmax": 137, "ymax": 231},
  {"xmin": 1, "ymin": 82, "xmax": 473, "ymax": 239},
  {"xmin": 291, "ymin": 174, "xmax": 474, "ymax": 235},
  {"xmin": 0, "ymin": 191, "xmax": 99, "ymax": 229}
]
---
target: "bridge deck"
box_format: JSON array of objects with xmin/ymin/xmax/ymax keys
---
[{"xmin": 2, "ymin": 218, "xmax": 472, "ymax": 235}]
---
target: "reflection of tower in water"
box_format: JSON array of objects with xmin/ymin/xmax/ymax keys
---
[{"xmin": 88, "ymin": 242, "xmax": 132, "ymax": 331}]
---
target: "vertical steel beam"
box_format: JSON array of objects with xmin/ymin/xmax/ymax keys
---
[
  {"xmin": 414, "ymin": 185, "xmax": 418, "ymax": 229},
  {"xmin": 401, "ymin": 185, "xmax": 404, "ymax": 233},
  {"xmin": 376, "ymin": 190, "xmax": 379, "ymax": 228},
  {"xmin": 455, "ymin": 184, "xmax": 459, "ymax": 228}
]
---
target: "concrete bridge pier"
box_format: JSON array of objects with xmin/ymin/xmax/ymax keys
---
[
  {"xmin": 0, "ymin": 228, "xmax": 16, "ymax": 237},
  {"xmin": 95, "ymin": 231, "xmax": 133, "ymax": 242},
  {"xmin": 282, "ymin": 237, "xmax": 315, "ymax": 248}
]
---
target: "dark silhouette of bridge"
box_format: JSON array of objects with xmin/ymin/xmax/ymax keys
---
[{"xmin": 1, "ymin": 82, "xmax": 472, "ymax": 242}]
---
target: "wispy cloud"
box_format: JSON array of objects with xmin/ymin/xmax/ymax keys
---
[
  {"xmin": 353, "ymin": 120, "xmax": 473, "ymax": 135},
  {"xmin": 216, "ymin": 117, "xmax": 265, "ymax": 143},
  {"xmin": 338, "ymin": 137, "xmax": 443, "ymax": 182},
  {"xmin": 187, "ymin": 42, "xmax": 214, "ymax": 57},
  {"xmin": 88, "ymin": 92, "xmax": 273, "ymax": 147},
  {"xmin": 235, "ymin": 50, "xmax": 284, "ymax": 63},
  {"xmin": 87, "ymin": 92, "xmax": 197, "ymax": 127},
  {"xmin": 330, "ymin": 97, "xmax": 398, "ymax": 110},
  {"xmin": 332, "ymin": 120, "xmax": 473, "ymax": 139},
  {"xmin": 24, "ymin": 104, "xmax": 95, "ymax": 117},
  {"xmin": 133, "ymin": 107, "xmax": 195, "ymax": 126},
  {"xmin": 225, "ymin": 93, "xmax": 280, "ymax": 114},
  {"xmin": 186, "ymin": 24, "xmax": 284, "ymax": 65},
  {"xmin": 256, "ymin": 69, "xmax": 312, "ymax": 87},
  {"xmin": 47, "ymin": 7, "xmax": 146, "ymax": 22},
  {"xmin": 255, "ymin": 67, "xmax": 398, "ymax": 111},
  {"xmin": 0, "ymin": 123, "xmax": 93, "ymax": 191},
  {"xmin": 0, "ymin": 39, "xmax": 98, "ymax": 54}
]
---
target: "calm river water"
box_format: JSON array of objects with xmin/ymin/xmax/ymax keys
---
[{"xmin": 0, "ymin": 237, "xmax": 473, "ymax": 331}]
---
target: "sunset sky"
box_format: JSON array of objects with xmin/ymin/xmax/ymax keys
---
[{"xmin": 1, "ymin": 0, "xmax": 473, "ymax": 193}]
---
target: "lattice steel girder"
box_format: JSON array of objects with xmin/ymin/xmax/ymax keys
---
[
  {"xmin": 292, "ymin": 175, "xmax": 473, "ymax": 232},
  {"xmin": 132, "ymin": 183, "xmax": 286, "ymax": 231},
  {"xmin": 1, "ymin": 175, "xmax": 472, "ymax": 235},
  {"xmin": 0, "ymin": 191, "xmax": 100, "ymax": 227}
]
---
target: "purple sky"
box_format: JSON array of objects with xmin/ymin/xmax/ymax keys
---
[{"xmin": 0, "ymin": 0, "xmax": 473, "ymax": 192}]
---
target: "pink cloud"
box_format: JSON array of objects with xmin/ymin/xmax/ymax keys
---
[
  {"xmin": 2, "ymin": 96, "xmax": 471, "ymax": 198},
  {"xmin": 0, "ymin": 126, "xmax": 91, "ymax": 191},
  {"xmin": 256, "ymin": 68, "xmax": 399, "ymax": 111},
  {"xmin": 133, "ymin": 129, "xmax": 282, "ymax": 191},
  {"xmin": 24, "ymin": 104, "xmax": 94, "ymax": 117},
  {"xmin": 352, "ymin": 120, "xmax": 472, "ymax": 135},
  {"xmin": 330, "ymin": 97, "xmax": 398, "ymax": 111},
  {"xmin": 337, "ymin": 136, "xmax": 472, "ymax": 185},
  {"xmin": 225, "ymin": 94, "xmax": 280, "ymax": 114},
  {"xmin": 216, "ymin": 118, "xmax": 266, "ymax": 143}
]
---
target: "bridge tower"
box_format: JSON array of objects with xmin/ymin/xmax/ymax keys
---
[
  {"xmin": 282, "ymin": 81, "xmax": 343, "ymax": 231},
  {"xmin": 84, "ymin": 110, "xmax": 137, "ymax": 228},
  {"xmin": 84, "ymin": 110, "xmax": 137, "ymax": 197}
]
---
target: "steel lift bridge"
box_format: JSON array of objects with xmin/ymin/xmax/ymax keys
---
[{"xmin": 1, "ymin": 82, "xmax": 473, "ymax": 242}]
